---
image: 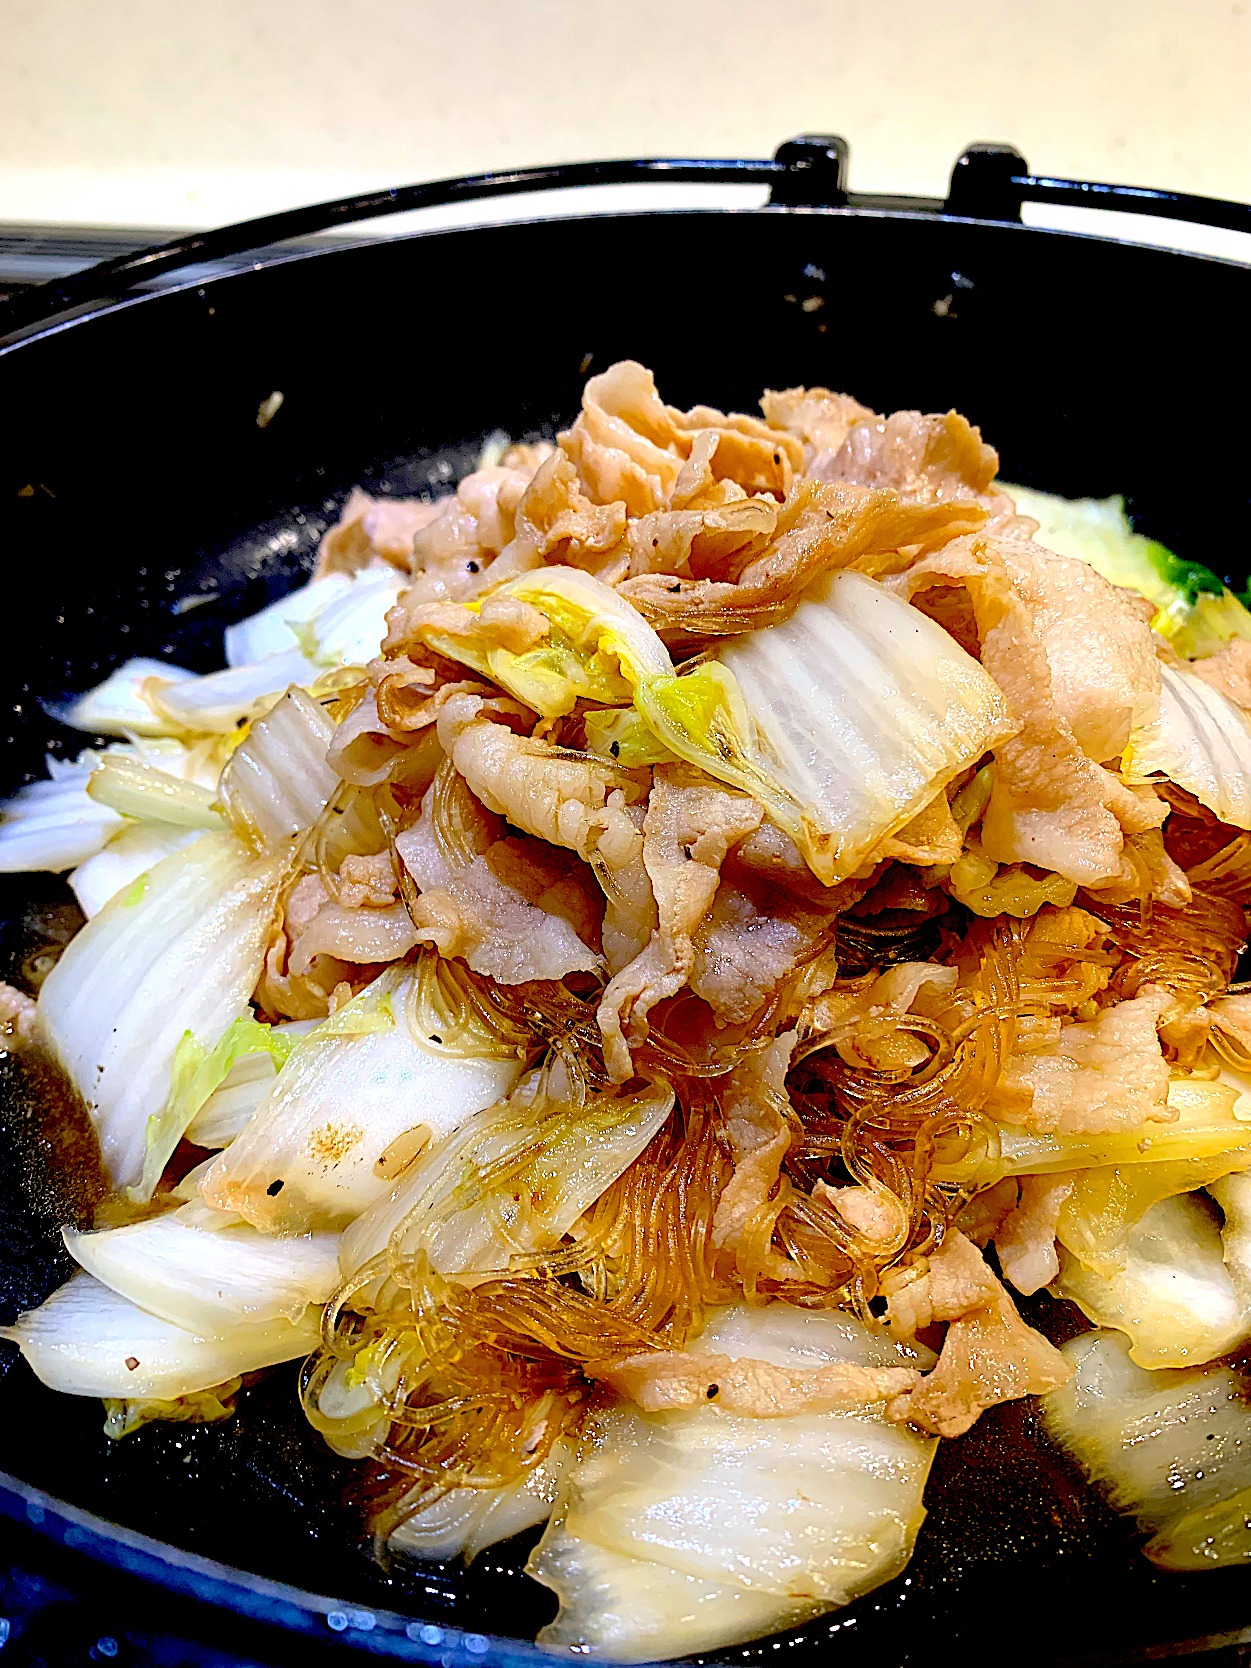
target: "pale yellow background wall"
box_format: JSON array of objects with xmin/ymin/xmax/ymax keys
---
[{"xmin": 1, "ymin": 0, "xmax": 1248, "ymax": 230}]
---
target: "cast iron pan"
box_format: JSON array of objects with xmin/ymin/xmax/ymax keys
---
[{"xmin": 0, "ymin": 139, "xmax": 1248, "ymax": 1667}]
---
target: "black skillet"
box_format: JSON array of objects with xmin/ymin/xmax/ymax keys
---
[{"xmin": 0, "ymin": 138, "xmax": 1248, "ymax": 1668}]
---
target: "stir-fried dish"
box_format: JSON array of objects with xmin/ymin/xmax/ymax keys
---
[{"xmin": 1, "ymin": 362, "xmax": 1250, "ymax": 1658}]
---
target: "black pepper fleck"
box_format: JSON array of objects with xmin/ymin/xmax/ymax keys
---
[
  {"xmin": 467, "ymin": 561, "xmax": 479, "ymax": 573},
  {"xmin": 667, "ymin": 583, "xmax": 681, "ymax": 594},
  {"xmin": 609, "ymin": 740, "xmax": 620, "ymax": 758},
  {"xmin": 706, "ymin": 1384, "xmax": 719, "ymax": 1399},
  {"xmin": 266, "ymin": 1179, "xmax": 285, "ymax": 1197},
  {"xmin": 868, "ymin": 1294, "xmax": 888, "ymax": 1318}
]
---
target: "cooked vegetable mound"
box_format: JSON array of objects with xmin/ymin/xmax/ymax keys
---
[{"xmin": 3, "ymin": 363, "xmax": 1250, "ymax": 1659}]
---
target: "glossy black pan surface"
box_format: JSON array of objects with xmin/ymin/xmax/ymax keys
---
[{"xmin": 1, "ymin": 199, "xmax": 1248, "ymax": 1665}]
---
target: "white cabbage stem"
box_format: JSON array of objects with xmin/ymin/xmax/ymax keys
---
[
  {"xmin": 37, "ymin": 831, "xmax": 287, "ymax": 1189},
  {"xmin": 0, "ymin": 1273, "xmax": 321, "ymax": 1400}
]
